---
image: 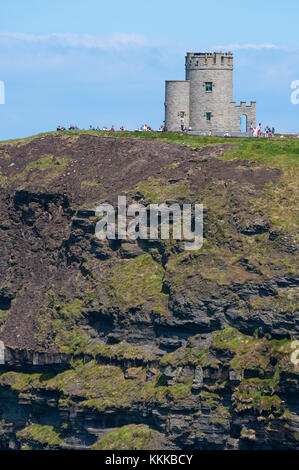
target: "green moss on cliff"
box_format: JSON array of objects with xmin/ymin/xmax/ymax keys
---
[
  {"xmin": 0, "ymin": 172, "xmax": 8, "ymax": 188},
  {"xmin": 248, "ymin": 288, "xmax": 298, "ymax": 314},
  {"xmin": 160, "ymin": 328, "xmax": 296, "ymax": 380},
  {"xmin": 80, "ymin": 180, "xmax": 101, "ymax": 189},
  {"xmin": 17, "ymin": 424, "xmax": 64, "ymax": 447},
  {"xmin": 39, "ymin": 360, "xmax": 192, "ymax": 411},
  {"xmin": 160, "ymin": 341, "xmax": 209, "ymax": 368},
  {"xmin": 37, "ymin": 295, "xmax": 88, "ymax": 354},
  {"xmin": 11, "ymin": 154, "xmax": 69, "ymax": 186},
  {"xmin": 137, "ymin": 177, "xmax": 192, "ymax": 203},
  {"xmin": 91, "ymin": 424, "xmax": 169, "ymax": 450},
  {"xmin": 89, "ymin": 341, "xmax": 160, "ymax": 362},
  {"xmin": 245, "ymin": 168, "xmax": 298, "ymax": 235},
  {"xmin": 232, "ymin": 377, "xmax": 282, "ymax": 414},
  {"xmin": 107, "ymin": 253, "xmax": 168, "ymax": 314},
  {"xmin": 0, "ymin": 371, "xmax": 44, "ymax": 391},
  {"xmin": 0, "ymin": 309, "xmax": 10, "ymax": 326}
]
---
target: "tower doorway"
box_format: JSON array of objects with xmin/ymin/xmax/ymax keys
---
[{"xmin": 240, "ymin": 114, "xmax": 247, "ymax": 133}]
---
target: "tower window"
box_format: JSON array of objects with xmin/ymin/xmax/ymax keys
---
[
  {"xmin": 205, "ymin": 82, "xmax": 213, "ymax": 92},
  {"xmin": 206, "ymin": 112, "xmax": 211, "ymax": 121}
]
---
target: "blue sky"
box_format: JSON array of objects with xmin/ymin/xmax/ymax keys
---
[{"xmin": 0, "ymin": 0, "xmax": 299, "ymax": 139}]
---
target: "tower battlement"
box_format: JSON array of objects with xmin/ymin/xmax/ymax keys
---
[
  {"xmin": 185, "ymin": 51, "xmax": 233, "ymax": 70},
  {"xmin": 233, "ymin": 100, "xmax": 257, "ymax": 107}
]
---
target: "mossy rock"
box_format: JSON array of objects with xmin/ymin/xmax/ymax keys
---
[
  {"xmin": 91, "ymin": 424, "xmax": 170, "ymax": 450},
  {"xmin": 17, "ymin": 424, "xmax": 64, "ymax": 448}
]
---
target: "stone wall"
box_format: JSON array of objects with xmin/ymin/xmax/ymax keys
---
[
  {"xmin": 165, "ymin": 81, "xmax": 190, "ymax": 132},
  {"xmin": 186, "ymin": 68, "xmax": 233, "ymax": 132},
  {"xmin": 231, "ymin": 101, "xmax": 257, "ymax": 132}
]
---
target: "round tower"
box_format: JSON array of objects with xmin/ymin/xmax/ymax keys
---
[
  {"xmin": 185, "ymin": 52, "xmax": 233, "ymax": 132},
  {"xmin": 165, "ymin": 80, "xmax": 190, "ymax": 132}
]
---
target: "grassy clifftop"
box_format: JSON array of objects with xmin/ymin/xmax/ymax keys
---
[{"xmin": 0, "ymin": 131, "xmax": 298, "ymax": 450}]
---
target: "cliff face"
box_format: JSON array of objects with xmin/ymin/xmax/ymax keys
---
[{"xmin": 0, "ymin": 132, "xmax": 298, "ymax": 450}]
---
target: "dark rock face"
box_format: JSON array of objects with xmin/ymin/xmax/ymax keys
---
[{"xmin": 0, "ymin": 134, "xmax": 298, "ymax": 450}]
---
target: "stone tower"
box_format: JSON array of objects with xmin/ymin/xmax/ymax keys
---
[{"xmin": 165, "ymin": 52, "xmax": 256, "ymax": 134}]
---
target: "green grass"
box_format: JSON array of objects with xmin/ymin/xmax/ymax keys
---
[
  {"xmin": 107, "ymin": 253, "xmax": 168, "ymax": 313},
  {"xmin": 137, "ymin": 176, "xmax": 192, "ymax": 203},
  {"xmin": 160, "ymin": 340, "xmax": 209, "ymax": 368},
  {"xmin": 0, "ymin": 371, "xmax": 46, "ymax": 391},
  {"xmin": 25, "ymin": 154, "xmax": 56, "ymax": 170},
  {"xmin": 0, "ymin": 173, "xmax": 7, "ymax": 188},
  {"xmin": 1, "ymin": 131, "xmax": 298, "ymax": 173},
  {"xmin": 91, "ymin": 424, "xmax": 167, "ymax": 450},
  {"xmin": 1, "ymin": 131, "xmax": 298, "ymax": 169},
  {"xmin": 160, "ymin": 327, "xmax": 296, "ymax": 378},
  {"xmin": 212, "ymin": 328, "xmax": 295, "ymax": 373},
  {"xmin": 37, "ymin": 295, "xmax": 90, "ymax": 355},
  {"xmin": 232, "ymin": 377, "xmax": 282, "ymax": 414},
  {"xmin": 212, "ymin": 327, "xmax": 246, "ymax": 350},
  {"xmin": 17, "ymin": 424, "xmax": 64, "ymax": 447},
  {"xmin": 81, "ymin": 180, "xmax": 101, "ymax": 189},
  {"xmin": 0, "ymin": 130, "xmax": 237, "ymax": 148},
  {"xmin": 0, "ymin": 309, "xmax": 10, "ymax": 326},
  {"xmin": 245, "ymin": 166, "xmax": 299, "ymax": 234},
  {"xmin": 221, "ymin": 139, "xmax": 299, "ymax": 168},
  {"xmin": 43, "ymin": 360, "xmax": 192, "ymax": 411},
  {"xmin": 10, "ymin": 153, "xmax": 69, "ymax": 185},
  {"xmin": 89, "ymin": 341, "xmax": 158, "ymax": 362}
]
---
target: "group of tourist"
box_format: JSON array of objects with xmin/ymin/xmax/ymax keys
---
[
  {"xmin": 56, "ymin": 124, "xmax": 126, "ymax": 132},
  {"xmin": 56, "ymin": 122, "xmax": 281, "ymax": 138},
  {"xmin": 135, "ymin": 124, "xmax": 155, "ymax": 132},
  {"xmin": 88, "ymin": 125, "xmax": 118, "ymax": 131},
  {"xmin": 56, "ymin": 124, "xmax": 166, "ymax": 132},
  {"xmin": 194, "ymin": 123, "xmax": 276, "ymax": 138},
  {"xmin": 249, "ymin": 123, "xmax": 275, "ymax": 137}
]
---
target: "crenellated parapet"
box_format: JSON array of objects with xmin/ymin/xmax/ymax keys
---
[
  {"xmin": 185, "ymin": 51, "xmax": 233, "ymax": 71},
  {"xmin": 233, "ymin": 101, "xmax": 257, "ymax": 108}
]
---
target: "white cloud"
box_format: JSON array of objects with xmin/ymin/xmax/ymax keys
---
[
  {"xmin": 0, "ymin": 33, "xmax": 283, "ymax": 54},
  {"xmin": 214, "ymin": 43, "xmax": 278, "ymax": 50},
  {"xmin": 0, "ymin": 32, "xmax": 150, "ymax": 50}
]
